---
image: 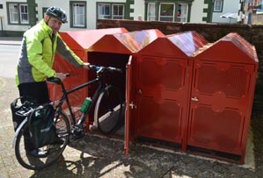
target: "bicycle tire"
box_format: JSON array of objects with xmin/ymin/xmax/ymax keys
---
[
  {"xmin": 14, "ymin": 110, "xmax": 70, "ymax": 170},
  {"xmin": 94, "ymin": 85, "xmax": 124, "ymax": 134}
]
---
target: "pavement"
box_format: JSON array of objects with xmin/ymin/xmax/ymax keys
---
[
  {"xmin": 0, "ymin": 37, "xmax": 22, "ymax": 45},
  {"xmin": 0, "ymin": 37, "xmax": 263, "ymax": 177}
]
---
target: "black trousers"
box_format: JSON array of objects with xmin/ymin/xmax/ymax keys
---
[
  {"xmin": 18, "ymin": 81, "xmax": 50, "ymax": 104},
  {"xmin": 18, "ymin": 81, "xmax": 50, "ymax": 151}
]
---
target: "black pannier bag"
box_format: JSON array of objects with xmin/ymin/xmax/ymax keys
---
[
  {"xmin": 28, "ymin": 104, "xmax": 58, "ymax": 148},
  {"xmin": 11, "ymin": 97, "xmax": 59, "ymax": 148},
  {"xmin": 10, "ymin": 97, "xmax": 37, "ymax": 131}
]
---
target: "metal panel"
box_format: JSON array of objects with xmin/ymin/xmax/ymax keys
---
[
  {"xmin": 167, "ymin": 31, "xmax": 208, "ymax": 57},
  {"xmin": 195, "ymin": 33, "xmax": 258, "ymax": 63},
  {"xmin": 60, "ymin": 28, "xmax": 128, "ymax": 50},
  {"xmin": 89, "ymin": 29, "xmax": 165, "ymax": 54},
  {"xmin": 49, "ymin": 28, "xmax": 128, "ymax": 130},
  {"xmin": 188, "ymin": 33, "xmax": 258, "ymax": 163},
  {"xmin": 50, "ymin": 28, "xmax": 128, "ymax": 108},
  {"xmin": 135, "ymin": 56, "xmax": 189, "ymax": 143},
  {"xmin": 124, "ymin": 55, "xmax": 133, "ymax": 156},
  {"xmin": 188, "ymin": 61, "xmax": 255, "ymax": 154},
  {"xmin": 134, "ymin": 31, "xmax": 206, "ymax": 146}
]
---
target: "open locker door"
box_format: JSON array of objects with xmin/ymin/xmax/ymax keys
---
[{"xmin": 124, "ymin": 55, "xmax": 133, "ymax": 156}]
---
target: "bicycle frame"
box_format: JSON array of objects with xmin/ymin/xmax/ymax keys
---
[{"xmin": 53, "ymin": 71, "xmax": 106, "ymax": 127}]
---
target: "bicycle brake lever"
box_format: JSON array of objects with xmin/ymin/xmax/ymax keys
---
[{"xmin": 108, "ymin": 67, "xmax": 122, "ymax": 73}]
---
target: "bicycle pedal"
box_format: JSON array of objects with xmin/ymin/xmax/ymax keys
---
[{"xmin": 72, "ymin": 130, "xmax": 85, "ymax": 140}]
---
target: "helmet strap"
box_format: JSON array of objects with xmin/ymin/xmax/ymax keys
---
[{"xmin": 44, "ymin": 15, "xmax": 51, "ymax": 25}]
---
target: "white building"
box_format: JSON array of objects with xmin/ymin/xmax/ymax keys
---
[
  {"xmin": 212, "ymin": 0, "xmax": 242, "ymax": 23},
  {"xmin": 0, "ymin": 0, "xmax": 243, "ymax": 36}
]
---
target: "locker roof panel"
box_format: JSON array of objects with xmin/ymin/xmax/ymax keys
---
[
  {"xmin": 89, "ymin": 29, "xmax": 165, "ymax": 54},
  {"xmin": 196, "ymin": 33, "xmax": 258, "ymax": 64},
  {"xmin": 167, "ymin": 31, "xmax": 209, "ymax": 57},
  {"xmin": 138, "ymin": 31, "xmax": 208, "ymax": 58},
  {"xmin": 60, "ymin": 28, "xmax": 128, "ymax": 50}
]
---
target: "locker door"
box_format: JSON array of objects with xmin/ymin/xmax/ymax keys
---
[
  {"xmin": 124, "ymin": 55, "xmax": 133, "ymax": 156},
  {"xmin": 188, "ymin": 61, "xmax": 254, "ymax": 154},
  {"xmin": 135, "ymin": 56, "xmax": 189, "ymax": 144}
]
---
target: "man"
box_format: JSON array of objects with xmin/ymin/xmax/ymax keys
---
[{"xmin": 16, "ymin": 6, "xmax": 89, "ymax": 157}]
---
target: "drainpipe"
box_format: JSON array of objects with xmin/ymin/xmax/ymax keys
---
[
  {"xmin": 27, "ymin": 0, "xmax": 37, "ymax": 26},
  {"xmin": 0, "ymin": 16, "xmax": 3, "ymax": 32},
  {"xmin": 240, "ymin": 0, "xmax": 245, "ymax": 24}
]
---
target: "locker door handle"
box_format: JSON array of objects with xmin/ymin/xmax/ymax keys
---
[
  {"xmin": 129, "ymin": 101, "xmax": 137, "ymax": 109},
  {"xmin": 191, "ymin": 96, "xmax": 199, "ymax": 102}
]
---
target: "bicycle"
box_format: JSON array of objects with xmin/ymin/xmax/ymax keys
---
[{"xmin": 12, "ymin": 64, "xmax": 124, "ymax": 170}]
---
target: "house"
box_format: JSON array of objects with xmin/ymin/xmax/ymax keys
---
[
  {"xmin": 211, "ymin": 0, "xmax": 242, "ymax": 23},
  {"xmin": 0, "ymin": 0, "xmax": 244, "ymax": 37},
  {"xmin": 244, "ymin": 0, "xmax": 263, "ymax": 24}
]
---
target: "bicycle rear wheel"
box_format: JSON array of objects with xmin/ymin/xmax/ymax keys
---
[
  {"xmin": 14, "ymin": 111, "xmax": 70, "ymax": 170},
  {"xmin": 94, "ymin": 85, "xmax": 124, "ymax": 134}
]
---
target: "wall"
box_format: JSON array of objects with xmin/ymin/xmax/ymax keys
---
[
  {"xmin": 36, "ymin": 0, "xmax": 79, "ymax": 31},
  {"xmin": 133, "ymin": 0, "xmax": 144, "ymax": 20},
  {"xmin": 96, "ymin": 19, "xmax": 263, "ymax": 113},
  {"xmin": 0, "ymin": 0, "xmax": 31, "ymax": 32},
  {"xmin": 190, "ymin": 0, "xmax": 207, "ymax": 23}
]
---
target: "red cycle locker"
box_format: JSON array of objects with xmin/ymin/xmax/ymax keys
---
[
  {"xmin": 87, "ymin": 29, "xmax": 165, "ymax": 154},
  {"xmin": 135, "ymin": 31, "xmax": 208, "ymax": 149},
  {"xmin": 187, "ymin": 33, "xmax": 258, "ymax": 163},
  {"xmin": 48, "ymin": 28, "xmax": 128, "ymax": 121},
  {"xmin": 87, "ymin": 29, "xmax": 164, "ymax": 96}
]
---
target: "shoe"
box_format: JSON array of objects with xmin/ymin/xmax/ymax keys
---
[{"xmin": 26, "ymin": 149, "xmax": 48, "ymax": 158}]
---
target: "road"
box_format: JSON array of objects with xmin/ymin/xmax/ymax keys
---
[{"xmin": 0, "ymin": 44, "xmax": 19, "ymax": 78}]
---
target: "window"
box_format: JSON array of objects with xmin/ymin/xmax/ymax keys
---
[
  {"xmin": 147, "ymin": 3, "xmax": 156, "ymax": 21},
  {"xmin": 8, "ymin": 4, "xmax": 18, "ymax": 24},
  {"xmin": 176, "ymin": 3, "xmax": 188, "ymax": 22},
  {"xmin": 20, "ymin": 4, "xmax": 28, "ymax": 24},
  {"xmin": 213, "ymin": 0, "xmax": 223, "ymax": 12},
  {"xmin": 112, "ymin": 4, "xmax": 124, "ymax": 19},
  {"xmin": 70, "ymin": 2, "xmax": 86, "ymax": 28},
  {"xmin": 7, "ymin": 3, "xmax": 29, "ymax": 24},
  {"xmin": 146, "ymin": 1, "xmax": 190, "ymax": 22},
  {"xmin": 98, "ymin": 3, "xmax": 124, "ymax": 20},
  {"xmin": 159, "ymin": 3, "xmax": 174, "ymax": 22},
  {"xmin": 98, "ymin": 3, "xmax": 111, "ymax": 19}
]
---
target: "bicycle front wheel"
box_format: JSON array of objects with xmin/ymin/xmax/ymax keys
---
[
  {"xmin": 14, "ymin": 111, "xmax": 70, "ymax": 170},
  {"xmin": 94, "ymin": 85, "xmax": 124, "ymax": 134}
]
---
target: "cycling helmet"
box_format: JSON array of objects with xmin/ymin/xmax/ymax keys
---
[{"xmin": 46, "ymin": 6, "xmax": 67, "ymax": 23}]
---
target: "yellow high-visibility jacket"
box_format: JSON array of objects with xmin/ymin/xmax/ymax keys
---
[{"xmin": 16, "ymin": 19, "xmax": 84, "ymax": 86}]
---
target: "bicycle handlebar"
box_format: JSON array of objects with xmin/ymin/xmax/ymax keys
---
[
  {"xmin": 47, "ymin": 65, "xmax": 122, "ymax": 84},
  {"xmin": 47, "ymin": 73, "xmax": 70, "ymax": 84},
  {"xmin": 47, "ymin": 76, "xmax": 62, "ymax": 84},
  {"xmin": 88, "ymin": 65, "xmax": 122, "ymax": 73}
]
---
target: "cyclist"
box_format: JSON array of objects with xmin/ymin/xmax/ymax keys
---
[{"xmin": 15, "ymin": 6, "xmax": 89, "ymax": 157}]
